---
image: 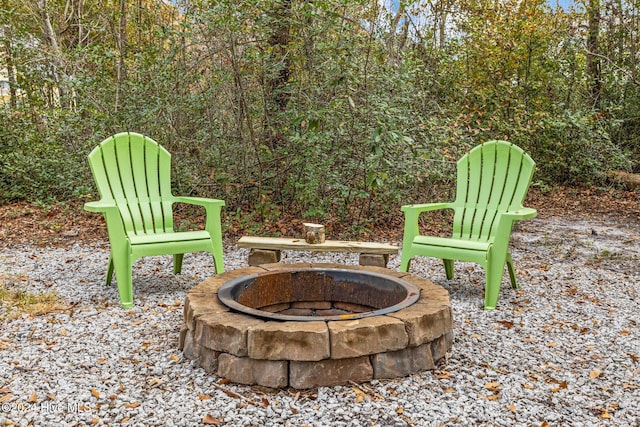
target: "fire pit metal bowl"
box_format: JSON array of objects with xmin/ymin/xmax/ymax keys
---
[
  {"xmin": 217, "ymin": 268, "xmax": 420, "ymax": 321},
  {"xmin": 180, "ymin": 263, "xmax": 453, "ymax": 389}
]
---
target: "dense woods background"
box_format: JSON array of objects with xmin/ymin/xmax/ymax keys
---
[{"xmin": 1, "ymin": 0, "xmax": 639, "ymax": 231}]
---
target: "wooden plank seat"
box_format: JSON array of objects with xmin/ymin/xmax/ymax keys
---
[{"xmin": 237, "ymin": 236, "xmax": 399, "ymax": 267}]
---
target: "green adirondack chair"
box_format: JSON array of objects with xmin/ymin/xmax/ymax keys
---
[
  {"xmin": 84, "ymin": 132, "xmax": 225, "ymax": 308},
  {"xmin": 399, "ymin": 140, "xmax": 536, "ymax": 310}
]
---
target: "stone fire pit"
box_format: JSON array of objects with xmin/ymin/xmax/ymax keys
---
[{"xmin": 180, "ymin": 263, "xmax": 453, "ymax": 389}]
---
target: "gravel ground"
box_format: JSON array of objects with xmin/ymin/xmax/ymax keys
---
[{"xmin": 0, "ymin": 215, "xmax": 639, "ymax": 426}]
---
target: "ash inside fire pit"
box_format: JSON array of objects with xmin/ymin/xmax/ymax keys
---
[{"xmin": 217, "ymin": 268, "xmax": 420, "ymax": 321}]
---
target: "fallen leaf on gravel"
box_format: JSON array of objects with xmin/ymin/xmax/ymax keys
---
[
  {"xmin": 546, "ymin": 341, "xmax": 558, "ymax": 347},
  {"xmin": 589, "ymin": 369, "xmax": 601, "ymax": 380},
  {"xmin": 0, "ymin": 394, "xmax": 12, "ymax": 403},
  {"xmin": 124, "ymin": 402, "xmax": 141, "ymax": 408},
  {"xmin": 46, "ymin": 394, "xmax": 56, "ymax": 400},
  {"xmin": 96, "ymin": 358, "xmax": 106, "ymax": 364},
  {"xmin": 620, "ymin": 330, "xmax": 630, "ymax": 336},
  {"xmin": 436, "ymin": 371, "xmax": 451, "ymax": 380},
  {"xmin": 148, "ymin": 378, "xmax": 164, "ymax": 387},
  {"xmin": 629, "ymin": 353, "xmax": 638, "ymax": 362},
  {"xmin": 203, "ymin": 414, "xmax": 222, "ymax": 425},
  {"xmin": 353, "ymin": 387, "xmax": 366, "ymax": 403},
  {"xmin": 443, "ymin": 388, "xmax": 454, "ymax": 393},
  {"xmin": 0, "ymin": 388, "xmax": 11, "ymax": 394},
  {"xmin": 522, "ymin": 384, "xmax": 535, "ymax": 389},
  {"xmin": 108, "ymin": 394, "xmax": 117, "ymax": 400},
  {"xmin": 396, "ymin": 407, "xmax": 404, "ymax": 414},
  {"xmin": 508, "ymin": 403, "xmax": 517, "ymax": 413},
  {"xmin": 497, "ymin": 320, "xmax": 514, "ymax": 329},
  {"xmin": 198, "ymin": 393, "xmax": 211, "ymax": 401},
  {"xmin": 60, "ymin": 329, "xmax": 68, "ymax": 336},
  {"xmin": 28, "ymin": 392, "xmax": 37, "ymax": 403},
  {"xmin": 484, "ymin": 382, "xmax": 501, "ymax": 392},
  {"xmin": 550, "ymin": 381, "xmax": 568, "ymax": 392},
  {"xmin": 170, "ymin": 354, "xmax": 180, "ymax": 362},
  {"xmin": 90, "ymin": 388, "xmax": 100, "ymax": 399},
  {"xmin": 600, "ymin": 410, "xmax": 612, "ymax": 419}
]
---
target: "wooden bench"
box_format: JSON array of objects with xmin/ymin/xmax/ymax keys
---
[{"xmin": 237, "ymin": 236, "xmax": 399, "ymax": 267}]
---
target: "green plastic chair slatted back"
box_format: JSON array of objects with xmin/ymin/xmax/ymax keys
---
[
  {"xmin": 87, "ymin": 132, "xmax": 174, "ymax": 237},
  {"xmin": 452, "ymin": 141, "xmax": 535, "ymax": 242}
]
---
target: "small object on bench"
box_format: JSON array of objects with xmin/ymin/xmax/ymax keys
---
[
  {"xmin": 237, "ymin": 236, "xmax": 398, "ymax": 267},
  {"xmin": 303, "ymin": 222, "xmax": 325, "ymax": 244}
]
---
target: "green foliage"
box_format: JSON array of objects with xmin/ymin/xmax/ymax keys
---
[{"xmin": 1, "ymin": 0, "xmax": 639, "ymax": 230}]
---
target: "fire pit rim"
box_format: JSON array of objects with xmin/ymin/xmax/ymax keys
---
[{"xmin": 217, "ymin": 267, "xmax": 420, "ymax": 321}]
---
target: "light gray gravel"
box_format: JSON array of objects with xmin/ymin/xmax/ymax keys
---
[{"xmin": 1, "ymin": 215, "xmax": 639, "ymax": 426}]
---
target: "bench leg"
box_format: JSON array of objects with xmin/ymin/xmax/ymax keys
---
[
  {"xmin": 248, "ymin": 249, "xmax": 282, "ymax": 266},
  {"xmin": 359, "ymin": 253, "xmax": 389, "ymax": 268}
]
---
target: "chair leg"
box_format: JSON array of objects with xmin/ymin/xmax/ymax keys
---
[
  {"xmin": 506, "ymin": 253, "xmax": 518, "ymax": 289},
  {"xmin": 112, "ymin": 254, "xmax": 134, "ymax": 309},
  {"xmin": 399, "ymin": 253, "xmax": 411, "ymax": 272},
  {"xmin": 105, "ymin": 254, "xmax": 115, "ymax": 286},
  {"xmin": 212, "ymin": 246, "xmax": 224, "ymax": 274},
  {"xmin": 484, "ymin": 262, "xmax": 505, "ymax": 311},
  {"xmin": 173, "ymin": 254, "xmax": 184, "ymax": 275},
  {"xmin": 443, "ymin": 259, "xmax": 454, "ymax": 279}
]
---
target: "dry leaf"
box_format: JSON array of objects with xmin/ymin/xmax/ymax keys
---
[
  {"xmin": 261, "ymin": 397, "xmax": 269, "ymax": 408},
  {"xmin": 203, "ymin": 414, "xmax": 222, "ymax": 425},
  {"xmin": 170, "ymin": 354, "xmax": 180, "ymax": 362},
  {"xmin": 396, "ymin": 407, "xmax": 404, "ymax": 414},
  {"xmin": 508, "ymin": 403, "xmax": 517, "ymax": 413},
  {"xmin": 60, "ymin": 329, "xmax": 68, "ymax": 336},
  {"xmin": 96, "ymin": 358, "xmax": 106, "ymax": 364},
  {"xmin": 589, "ymin": 369, "xmax": 602, "ymax": 380},
  {"xmin": 90, "ymin": 388, "xmax": 100, "ymax": 399},
  {"xmin": 118, "ymin": 384, "xmax": 125, "ymax": 392},
  {"xmin": 0, "ymin": 394, "xmax": 12, "ymax": 403},
  {"xmin": 28, "ymin": 392, "xmax": 37, "ymax": 403},
  {"xmin": 436, "ymin": 371, "xmax": 451, "ymax": 380},
  {"xmin": 497, "ymin": 320, "xmax": 515, "ymax": 329},
  {"xmin": 0, "ymin": 388, "xmax": 11, "ymax": 394},
  {"xmin": 546, "ymin": 341, "xmax": 558, "ymax": 347},
  {"xmin": 197, "ymin": 393, "xmax": 211, "ymax": 401},
  {"xmin": 108, "ymin": 394, "xmax": 117, "ymax": 400},
  {"xmin": 484, "ymin": 382, "xmax": 501, "ymax": 392},
  {"xmin": 600, "ymin": 410, "xmax": 612, "ymax": 419},
  {"xmin": 148, "ymin": 378, "xmax": 164, "ymax": 387},
  {"xmin": 124, "ymin": 402, "xmax": 141, "ymax": 409},
  {"xmin": 46, "ymin": 394, "xmax": 56, "ymax": 400},
  {"xmin": 443, "ymin": 388, "xmax": 455, "ymax": 393},
  {"xmin": 353, "ymin": 387, "xmax": 366, "ymax": 403},
  {"xmin": 91, "ymin": 417, "xmax": 99, "ymax": 425},
  {"xmin": 620, "ymin": 330, "xmax": 630, "ymax": 336}
]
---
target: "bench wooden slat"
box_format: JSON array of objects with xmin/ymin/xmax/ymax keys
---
[{"xmin": 237, "ymin": 236, "xmax": 398, "ymax": 254}]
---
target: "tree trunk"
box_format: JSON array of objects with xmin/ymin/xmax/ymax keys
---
[
  {"xmin": 114, "ymin": 0, "xmax": 127, "ymax": 113},
  {"xmin": 36, "ymin": 0, "xmax": 67, "ymax": 107},
  {"xmin": 2, "ymin": 24, "xmax": 17, "ymax": 108},
  {"xmin": 586, "ymin": 0, "xmax": 602, "ymax": 107},
  {"xmin": 264, "ymin": 0, "xmax": 292, "ymax": 149}
]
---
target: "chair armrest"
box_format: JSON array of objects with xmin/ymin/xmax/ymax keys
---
[
  {"xmin": 173, "ymin": 196, "xmax": 225, "ymax": 236},
  {"xmin": 502, "ymin": 207, "xmax": 537, "ymax": 220},
  {"xmin": 174, "ymin": 196, "xmax": 225, "ymax": 208},
  {"xmin": 84, "ymin": 200, "xmax": 118, "ymax": 213},
  {"xmin": 401, "ymin": 202, "xmax": 453, "ymax": 214}
]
